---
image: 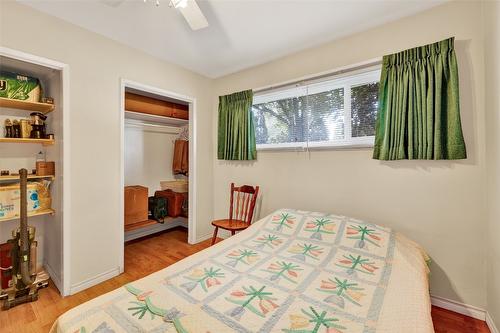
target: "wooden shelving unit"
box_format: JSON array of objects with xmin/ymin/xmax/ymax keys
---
[
  {"xmin": 0, "ymin": 208, "xmax": 55, "ymax": 223},
  {"xmin": 0, "ymin": 137, "xmax": 54, "ymax": 146},
  {"xmin": 0, "ymin": 97, "xmax": 55, "ymax": 114},
  {"xmin": 124, "ymin": 219, "xmax": 159, "ymax": 232},
  {"xmin": 0, "ymin": 95, "xmax": 57, "ymax": 223},
  {"xmin": 0, "ymin": 174, "xmax": 55, "ymax": 182}
]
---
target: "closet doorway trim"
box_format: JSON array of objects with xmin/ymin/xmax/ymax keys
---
[{"xmin": 119, "ymin": 79, "xmax": 198, "ymax": 274}]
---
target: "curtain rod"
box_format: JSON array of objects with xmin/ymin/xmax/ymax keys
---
[{"xmin": 253, "ymin": 58, "xmax": 382, "ymax": 95}]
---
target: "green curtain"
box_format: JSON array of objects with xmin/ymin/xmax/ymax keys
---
[
  {"xmin": 217, "ymin": 90, "xmax": 257, "ymax": 160},
  {"xmin": 373, "ymin": 37, "xmax": 467, "ymax": 160}
]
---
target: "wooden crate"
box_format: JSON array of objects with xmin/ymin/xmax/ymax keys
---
[
  {"xmin": 160, "ymin": 180, "xmax": 188, "ymax": 192},
  {"xmin": 124, "ymin": 185, "xmax": 148, "ymax": 225}
]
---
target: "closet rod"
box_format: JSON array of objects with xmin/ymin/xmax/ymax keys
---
[{"xmin": 125, "ymin": 122, "xmax": 181, "ymax": 134}]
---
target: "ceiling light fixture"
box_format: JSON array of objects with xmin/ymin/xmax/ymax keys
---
[
  {"xmin": 143, "ymin": 0, "xmax": 208, "ymax": 31},
  {"xmin": 170, "ymin": 0, "xmax": 188, "ymax": 9},
  {"xmin": 143, "ymin": 0, "xmax": 187, "ymax": 8}
]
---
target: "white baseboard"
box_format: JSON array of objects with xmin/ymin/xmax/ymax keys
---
[
  {"xmin": 487, "ymin": 312, "xmax": 500, "ymax": 333},
  {"xmin": 431, "ymin": 295, "xmax": 486, "ymax": 320},
  {"xmin": 430, "ymin": 294, "xmax": 500, "ymax": 333},
  {"xmin": 195, "ymin": 229, "xmax": 237, "ymax": 244},
  {"xmin": 195, "ymin": 231, "xmax": 215, "ymax": 243},
  {"xmin": 43, "ymin": 262, "xmax": 63, "ymax": 295},
  {"xmin": 195, "ymin": 227, "xmax": 238, "ymax": 243},
  {"xmin": 69, "ymin": 267, "xmax": 120, "ymax": 295}
]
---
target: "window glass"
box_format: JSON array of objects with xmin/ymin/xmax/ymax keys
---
[
  {"xmin": 252, "ymin": 68, "xmax": 380, "ymax": 149},
  {"xmin": 306, "ymin": 88, "xmax": 344, "ymax": 142},
  {"xmin": 351, "ymin": 82, "xmax": 379, "ymax": 138}
]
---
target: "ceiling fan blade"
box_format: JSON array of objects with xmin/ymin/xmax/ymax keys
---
[
  {"xmin": 179, "ymin": 0, "xmax": 209, "ymax": 31},
  {"xmin": 100, "ymin": 0, "xmax": 125, "ymax": 7}
]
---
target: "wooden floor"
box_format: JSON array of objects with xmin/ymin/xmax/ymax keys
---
[
  {"xmin": 0, "ymin": 227, "xmax": 491, "ymax": 333},
  {"xmin": 432, "ymin": 306, "xmax": 490, "ymax": 333}
]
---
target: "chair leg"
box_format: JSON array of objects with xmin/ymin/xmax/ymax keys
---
[
  {"xmin": 211, "ymin": 227, "xmax": 219, "ymax": 245},
  {"xmin": 231, "ymin": 230, "xmax": 236, "ymax": 236}
]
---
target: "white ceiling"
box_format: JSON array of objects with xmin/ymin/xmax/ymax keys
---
[{"xmin": 19, "ymin": 0, "xmax": 446, "ymax": 78}]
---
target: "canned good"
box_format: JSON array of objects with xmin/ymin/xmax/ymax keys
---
[{"xmin": 20, "ymin": 119, "xmax": 32, "ymax": 138}]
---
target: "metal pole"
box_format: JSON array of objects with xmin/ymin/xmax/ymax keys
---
[{"xmin": 19, "ymin": 169, "xmax": 33, "ymax": 286}]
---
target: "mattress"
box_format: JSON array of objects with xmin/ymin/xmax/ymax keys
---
[{"xmin": 50, "ymin": 209, "xmax": 433, "ymax": 333}]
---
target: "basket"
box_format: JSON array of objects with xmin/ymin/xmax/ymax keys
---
[{"xmin": 160, "ymin": 180, "xmax": 188, "ymax": 193}]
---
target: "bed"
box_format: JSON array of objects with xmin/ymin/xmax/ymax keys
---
[{"xmin": 50, "ymin": 209, "xmax": 434, "ymax": 333}]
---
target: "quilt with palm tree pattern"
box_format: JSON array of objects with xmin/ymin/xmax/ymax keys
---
[{"xmin": 51, "ymin": 209, "xmax": 433, "ymax": 333}]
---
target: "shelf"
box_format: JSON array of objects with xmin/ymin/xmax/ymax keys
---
[
  {"xmin": 125, "ymin": 110, "xmax": 188, "ymax": 127},
  {"xmin": 0, "ymin": 174, "xmax": 55, "ymax": 182},
  {"xmin": 0, "ymin": 208, "xmax": 55, "ymax": 223},
  {"xmin": 0, "ymin": 97, "xmax": 54, "ymax": 114},
  {"xmin": 124, "ymin": 219, "xmax": 159, "ymax": 232},
  {"xmin": 0, "ymin": 137, "xmax": 54, "ymax": 146}
]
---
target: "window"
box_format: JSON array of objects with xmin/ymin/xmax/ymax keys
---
[{"xmin": 252, "ymin": 68, "xmax": 380, "ymax": 150}]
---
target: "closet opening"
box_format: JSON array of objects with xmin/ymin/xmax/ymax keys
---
[{"xmin": 119, "ymin": 80, "xmax": 197, "ymax": 274}]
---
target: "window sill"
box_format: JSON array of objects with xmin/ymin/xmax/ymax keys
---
[{"xmin": 256, "ymin": 138, "xmax": 375, "ymax": 152}]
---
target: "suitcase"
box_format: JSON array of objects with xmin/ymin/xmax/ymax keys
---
[
  {"xmin": 155, "ymin": 190, "xmax": 187, "ymax": 218},
  {"xmin": 148, "ymin": 196, "xmax": 167, "ymax": 222},
  {"xmin": 181, "ymin": 195, "xmax": 188, "ymax": 218}
]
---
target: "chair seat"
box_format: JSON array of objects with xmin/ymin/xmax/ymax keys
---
[{"xmin": 211, "ymin": 219, "xmax": 249, "ymax": 231}]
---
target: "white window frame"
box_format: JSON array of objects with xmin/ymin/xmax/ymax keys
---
[{"xmin": 253, "ymin": 68, "xmax": 381, "ymax": 151}]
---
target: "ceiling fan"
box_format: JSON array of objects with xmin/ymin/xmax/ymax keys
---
[
  {"xmin": 101, "ymin": 0, "xmax": 209, "ymax": 31},
  {"xmin": 148, "ymin": 0, "xmax": 209, "ymax": 31},
  {"xmin": 169, "ymin": 0, "xmax": 208, "ymax": 31}
]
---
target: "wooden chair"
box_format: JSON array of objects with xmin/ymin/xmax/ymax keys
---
[{"xmin": 211, "ymin": 183, "xmax": 260, "ymax": 245}]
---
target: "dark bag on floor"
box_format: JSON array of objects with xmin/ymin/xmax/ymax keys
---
[{"xmin": 148, "ymin": 196, "xmax": 167, "ymax": 222}]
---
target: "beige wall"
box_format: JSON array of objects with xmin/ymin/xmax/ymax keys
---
[
  {"xmin": 0, "ymin": 1, "xmax": 214, "ymax": 291},
  {"xmin": 124, "ymin": 124, "xmax": 180, "ymax": 196},
  {"xmin": 213, "ymin": 1, "xmax": 487, "ymax": 308},
  {"xmin": 485, "ymin": 0, "xmax": 500, "ymax": 328}
]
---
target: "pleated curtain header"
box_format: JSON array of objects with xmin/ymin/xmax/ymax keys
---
[
  {"xmin": 383, "ymin": 37, "xmax": 455, "ymax": 67},
  {"xmin": 219, "ymin": 90, "xmax": 253, "ymax": 105}
]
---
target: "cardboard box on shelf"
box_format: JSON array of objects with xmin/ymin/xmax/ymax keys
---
[{"xmin": 0, "ymin": 182, "xmax": 50, "ymax": 220}]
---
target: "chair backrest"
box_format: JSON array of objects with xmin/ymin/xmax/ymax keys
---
[{"xmin": 229, "ymin": 183, "xmax": 259, "ymax": 225}]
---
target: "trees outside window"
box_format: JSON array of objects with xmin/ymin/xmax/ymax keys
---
[
  {"xmin": 252, "ymin": 69, "xmax": 380, "ymax": 149},
  {"xmin": 351, "ymin": 82, "xmax": 379, "ymax": 138}
]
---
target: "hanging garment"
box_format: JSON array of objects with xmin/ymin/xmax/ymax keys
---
[{"xmin": 172, "ymin": 139, "xmax": 188, "ymax": 175}]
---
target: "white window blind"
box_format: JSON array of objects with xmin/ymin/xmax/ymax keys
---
[{"xmin": 252, "ymin": 67, "xmax": 381, "ymax": 150}]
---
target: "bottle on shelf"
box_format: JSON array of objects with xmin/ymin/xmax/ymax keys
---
[
  {"xmin": 36, "ymin": 150, "xmax": 46, "ymax": 163},
  {"xmin": 4, "ymin": 119, "xmax": 13, "ymax": 138}
]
